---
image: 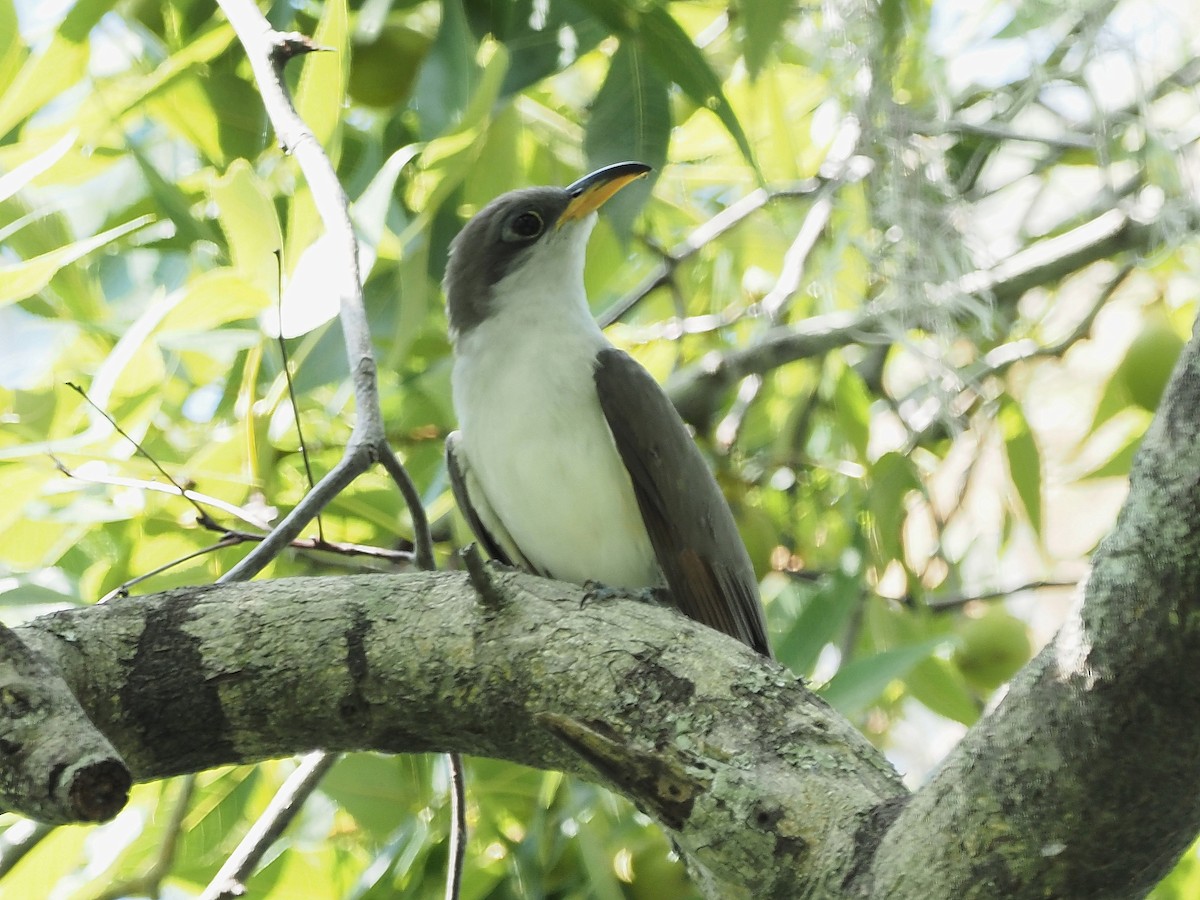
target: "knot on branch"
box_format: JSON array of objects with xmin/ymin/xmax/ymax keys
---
[{"xmin": 268, "ymin": 31, "xmax": 326, "ymax": 68}]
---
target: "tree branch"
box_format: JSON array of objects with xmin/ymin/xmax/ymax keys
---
[
  {"xmin": 213, "ymin": 0, "xmax": 433, "ymax": 579},
  {"xmin": 12, "ymin": 574, "xmax": 904, "ymax": 898}
]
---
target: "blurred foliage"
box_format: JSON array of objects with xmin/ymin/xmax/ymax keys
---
[{"xmin": 2, "ymin": 0, "xmax": 1199, "ymax": 895}]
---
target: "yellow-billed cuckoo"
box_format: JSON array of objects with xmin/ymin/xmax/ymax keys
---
[{"xmin": 444, "ymin": 162, "xmax": 772, "ymax": 658}]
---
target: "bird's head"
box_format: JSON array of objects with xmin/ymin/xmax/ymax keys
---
[{"xmin": 444, "ymin": 162, "xmax": 650, "ymax": 337}]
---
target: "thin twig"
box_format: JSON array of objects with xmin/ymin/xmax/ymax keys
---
[
  {"xmin": 901, "ymin": 263, "xmax": 1135, "ymax": 450},
  {"xmin": 926, "ymin": 579, "xmax": 1079, "ymax": 612},
  {"xmin": 52, "ymin": 459, "xmax": 414, "ymax": 582},
  {"xmin": 200, "ymin": 753, "xmax": 338, "ymax": 900},
  {"xmin": 213, "ymin": 0, "xmax": 434, "ymax": 582},
  {"xmin": 203, "ymin": 8, "xmax": 443, "ymax": 900},
  {"xmin": 65, "ymin": 383, "xmax": 221, "ymax": 530},
  {"xmin": 445, "ymin": 752, "xmax": 467, "ymax": 900},
  {"xmin": 50, "ymin": 455, "xmax": 275, "ymax": 530},
  {"xmin": 100, "ymin": 535, "xmax": 244, "ymax": 602},
  {"xmin": 275, "ymin": 250, "xmax": 325, "ymax": 543}
]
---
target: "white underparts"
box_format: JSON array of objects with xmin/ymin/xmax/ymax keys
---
[{"xmin": 451, "ymin": 217, "xmax": 661, "ymax": 588}]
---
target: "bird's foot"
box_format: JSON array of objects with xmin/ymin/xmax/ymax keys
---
[{"xmin": 581, "ymin": 581, "xmax": 668, "ymax": 607}]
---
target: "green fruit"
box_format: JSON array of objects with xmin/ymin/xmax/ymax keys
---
[
  {"xmin": 953, "ymin": 609, "xmax": 1031, "ymax": 692},
  {"xmin": 348, "ymin": 25, "xmax": 430, "ymax": 109},
  {"xmin": 1118, "ymin": 308, "xmax": 1185, "ymax": 411}
]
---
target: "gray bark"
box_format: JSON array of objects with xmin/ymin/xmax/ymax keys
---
[{"xmin": 14, "ymin": 571, "xmax": 901, "ymax": 899}]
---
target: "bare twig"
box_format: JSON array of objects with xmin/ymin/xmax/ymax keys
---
[
  {"xmin": 200, "ymin": 7, "xmax": 444, "ymax": 899},
  {"xmin": 912, "ymin": 119, "xmax": 1096, "ymax": 152},
  {"xmin": 462, "ymin": 543, "xmax": 508, "ymax": 609},
  {"xmin": 51, "ymin": 459, "xmax": 414, "ymax": 582},
  {"xmin": 100, "ymin": 535, "xmax": 244, "ymax": 603},
  {"xmin": 762, "ymin": 116, "xmax": 865, "ymax": 320},
  {"xmin": 445, "ymin": 752, "xmax": 467, "ymax": 900},
  {"xmin": 200, "ymin": 753, "xmax": 337, "ymax": 900},
  {"xmin": 926, "ymin": 579, "xmax": 1079, "ymax": 612},
  {"xmin": 50, "ymin": 455, "xmax": 274, "ymax": 530},
  {"xmin": 213, "ymin": 0, "xmax": 433, "ymax": 581},
  {"xmin": 667, "ymin": 201, "xmax": 1173, "ymax": 428},
  {"xmin": 900, "ymin": 263, "xmax": 1135, "ymax": 449},
  {"xmin": 65, "ymin": 383, "xmax": 221, "ymax": 530},
  {"xmin": 275, "ymin": 250, "xmax": 325, "ymax": 543}
]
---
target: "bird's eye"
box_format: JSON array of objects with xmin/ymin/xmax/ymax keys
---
[{"xmin": 505, "ymin": 210, "xmax": 544, "ymax": 241}]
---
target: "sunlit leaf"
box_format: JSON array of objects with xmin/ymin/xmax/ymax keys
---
[
  {"xmin": 210, "ymin": 159, "xmax": 284, "ymax": 296},
  {"xmin": 905, "ymin": 656, "xmax": 980, "ymax": 726},
  {"xmin": 584, "ymin": 39, "xmax": 668, "ymax": 237},
  {"xmin": 0, "ymin": 215, "xmax": 154, "ymax": 308},
  {"xmin": 737, "ymin": 0, "xmax": 791, "ymax": 78},
  {"xmin": 0, "ymin": 0, "xmax": 110, "ymax": 137},
  {"xmin": 820, "ymin": 637, "xmax": 947, "ymax": 715},
  {"xmin": 869, "ymin": 451, "xmax": 920, "ymax": 566},
  {"xmin": 295, "ymin": 0, "xmax": 349, "ymax": 152},
  {"xmin": 1000, "ymin": 399, "xmax": 1042, "ymax": 536},
  {"xmin": 0, "ymin": 0, "xmax": 25, "ymax": 98},
  {"xmin": 0, "ymin": 130, "xmax": 74, "ymax": 203}
]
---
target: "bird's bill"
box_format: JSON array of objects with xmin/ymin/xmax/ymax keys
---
[{"xmin": 558, "ymin": 161, "xmax": 652, "ymax": 226}]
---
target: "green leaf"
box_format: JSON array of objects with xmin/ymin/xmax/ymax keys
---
[
  {"xmin": 401, "ymin": 39, "xmax": 510, "ymax": 247},
  {"xmin": 0, "ymin": 130, "xmax": 75, "ymax": 203},
  {"xmin": 869, "ymin": 451, "xmax": 920, "ymax": 566},
  {"xmin": 157, "ymin": 269, "xmax": 272, "ymax": 334},
  {"xmin": 575, "ymin": 0, "xmax": 755, "ymax": 166},
  {"xmin": 414, "ymin": 0, "xmax": 477, "ymax": 139},
  {"xmin": 1000, "ymin": 399, "xmax": 1042, "ymax": 535},
  {"xmin": 833, "ymin": 364, "xmax": 872, "ymax": 459},
  {"xmin": 322, "ymin": 753, "xmax": 432, "ymax": 840},
  {"xmin": 0, "ymin": 0, "xmax": 25, "ymax": 99},
  {"xmin": 774, "ymin": 573, "xmax": 860, "ymax": 676},
  {"xmin": 464, "ymin": 0, "xmax": 609, "ymax": 97},
  {"xmin": 736, "ymin": 0, "xmax": 791, "ymax": 79},
  {"xmin": 1087, "ymin": 367, "xmax": 1133, "ymax": 434},
  {"xmin": 1078, "ymin": 429, "xmax": 1144, "ymax": 481},
  {"xmin": 0, "ymin": 0, "xmax": 111, "ymax": 137},
  {"xmin": 905, "ymin": 656, "xmax": 980, "ymax": 726},
  {"xmin": 819, "ymin": 637, "xmax": 946, "ymax": 715},
  {"xmin": 583, "ymin": 40, "xmax": 668, "ymax": 238},
  {"xmin": 295, "ymin": 0, "xmax": 349, "ymax": 153},
  {"xmin": 638, "ymin": 5, "xmax": 754, "ymax": 167},
  {"xmin": 126, "ymin": 140, "xmax": 219, "ymax": 248},
  {"xmin": 209, "ymin": 160, "xmax": 284, "ymax": 296},
  {"xmin": 0, "ymin": 215, "xmax": 154, "ymax": 308}
]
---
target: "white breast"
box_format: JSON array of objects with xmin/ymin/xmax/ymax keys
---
[{"xmin": 450, "ymin": 233, "xmax": 661, "ymax": 589}]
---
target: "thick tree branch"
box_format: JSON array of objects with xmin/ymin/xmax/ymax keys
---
[{"xmin": 12, "ymin": 574, "xmax": 904, "ymax": 899}]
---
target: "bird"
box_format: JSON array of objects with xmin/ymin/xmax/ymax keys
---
[{"xmin": 443, "ymin": 162, "xmax": 772, "ymax": 658}]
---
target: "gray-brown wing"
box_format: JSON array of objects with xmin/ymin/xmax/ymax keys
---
[
  {"xmin": 593, "ymin": 348, "xmax": 772, "ymax": 658},
  {"xmin": 445, "ymin": 431, "xmax": 529, "ymax": 569}
]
